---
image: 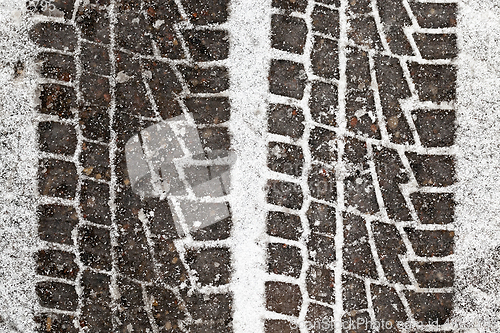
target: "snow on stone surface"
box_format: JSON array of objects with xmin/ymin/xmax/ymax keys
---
[{"xmin": 0, "ymin": 0, "xmax": 499, "ymax": 332}]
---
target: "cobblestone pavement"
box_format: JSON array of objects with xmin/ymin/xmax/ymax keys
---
[{"xmin": 29, "ymin": 0, "xmax": 456, "ymax": 332}]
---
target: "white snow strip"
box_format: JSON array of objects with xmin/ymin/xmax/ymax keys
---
[
  {"xmin": 454, "ymin": 0, "xmax": 500, "ymax": 332},
  {"xmin": 0, "ymin": 1, "xmax": 38, "ymax": 332},
  {"xmin": 227, "ymin": 0, "xmax": 270, "ymax": 332}
]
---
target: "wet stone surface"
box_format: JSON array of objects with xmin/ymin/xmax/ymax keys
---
[{"xmin": 30, "ymin": 0, "xmax": 457, "ymax": 331}]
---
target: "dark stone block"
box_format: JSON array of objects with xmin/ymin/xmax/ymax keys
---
[
  {"xmin": 38, "ymin": 84, "xmax": 76, "ymax": 118},
  {"xmin": 411, "ymin": 192, "xmax": 455, "ymax": 225},
  {"xmin": 198, "ymin": 127, "xmax": 231, "ymax": 158},
  {"xmin": 343, "ymin": 137, "xmax": 369, "ymax": 172},
  {"xmin": 30, "ymin": 22, "xmax": 76, "ymax": 51},
  {"xmin": 81, "ymin": 42, "xmax": 110, "ymax": 75},
  {"xmin": 186, "ymin": 247, "xmax": 231, "ymax": 286},
  {"xmin": 78, "ymin": 224, "xmax": 112, "ymax": 271},
  {"xmin": 147, "ymin": 286, "xmax": 186, "ymax": 328},
  {"xmin": 271, "ymin": 14, "xmax": 308, "ymax": 54},
  {"xmin": 153, "ymin": 237, "xmax": 189, "ymax": 286},
  {"xmin": 409, "ymin": 2, "xmax": 457, "ymax": 28},
  {"xmin": 143, "ymin": 60, "xmax": 183, "ymax": 119},
  {"xmin": 185, "ymin": 97, "xmax": 230, "ymax": 124},
  {"xmin": 34, "ymin": 313, "xmax": 78, "ymax": 333},
  {"xmin": 115, "ymin": 80, "xmax": 153, "ymax": 117},
  {"xmin": 81, "ymin": 74, "xmax": 111, "ymax": 107},
  {"xmin": 409, "ymin": 261, "xmax": 454, "ymax": 288},
  {"xmin": 266, "ymin": 180, "xmax": 304, "ymax": 210},
  {"xmin": 404, "ymin": 291, "xmax": 453, "ymax": 325},
  {"xmin": 305, "ymin": 303, "xmax": 334, "ymax": 332},
  {"xmin": 308, "ymin": 233, "xmax": 335, "ymax": 266},
  {"xmin": 192, "ymin": 216, "xmax": 232, "ymax": 241},
  {"xmin": 268, "ymin": 243, "xmax": 302, "ymax": 278},
  {"xmin": 37, "ymin": 249, "xmax": 78, "ymax": 280},
  {"xmin": 180, "ymin": 66, "xmax": 229, "ymax": 93},
  {"xmin": 36, "ymin": 281, "xmax": 78, "ymax": 311},
  {"xmin": 116, "ymin": 10, "xmax": 153, "ymax": 54},
  {"xmin": 307, "ymin": 201, "xmax": 336, "ymax": 235},
  {"xmin": 414, "ymin": 33, "xmax": 458, "ymax": 59},
  {"xmin": 406, "ymin": 153, "xmax": 455, "ymax": 187},
  {"xmin": 377, "ymin": 0, "xmax": 413, "ymax": 55},
  {"xmin": 342, "ymin": 274, "xmax": 367, "ymax": 311},
  {"xmin": 308, "ymin": 164, "xmax": 336, "ymax": 203},
  {"xmin": 186, "ymin": 292, "xmax": 232, "ymax": 321},
  {"xmin": 409, "ymin": 63, "xmax": 457, "ymax": 103},
  {"xmin": 269, "ymin": 60, "xmax": 306, "ymax": 99},
  {"xmin": 412, "ymin": 109, "xmax": 456, "ymax": 147},
  {"xmin": 80, "ymin": 106, "xmax": 110, "ymax": 142},
  {"xmin": 38, "ymin": 205, "xmax": 78, "ymax": 245},
  {"xmin": 312, "ymin": 6, "xmax": 339, "ymax": 37},
  {"xmin": 404, "ymin": 228, "xmax": 454, "ymax": 257},
  {"xmin": 76, "ymin": 6, "xmax": 109, "ymax": 44},
  {"xmin": 268, "ymin": 141, "xmax": 304, "ymax": 177},
  {"xmin": 182, "ymin": 0, "xmax": 229, "ymax": 24},
  {"xmin": 268, "ymin": 103, "xmax": 305, "ymax": 138},
  {"xmin": 38, "ymin": 121, "xmax": 77, "ymax": 156},
  {"xmin": 311, "ymin": 37, "xmax": 339, "ymax": 79},
  {"xmin": 307, "ymin": 265, "xmax": 335, "ymax": 304},
  {"xmin": 309, "ymin": 82, "xmax": 338, "ymax": 126},
  {"xmin": 184, "ymin": 29, "xmax": 229, "ymax": 61},
  {"xmin": 266, "ymin": 211, "xmax": 303, "ymax": 241},
  {"xmin": 39, "ymin": 159, "xmax": 77, "ymax": 199},
  {"xmin": 265, "ymin": 320, "xmax": 299, "ymax": 333},
  {"xmin": 37, "ymin": 52, "xmax": 75, "ymax": 82},
  {"xmin": 344, "ymin": 173, "xmax": 379, "ymax": 214},
  {"xmin": 343, "ymin": 213, "xmax": 377, "ymax": 278},
  {"xmin": 80, "ymin": 179, "xmax": 111, "ymax": 225},
  {"xmin": 265, "ymin": 281, "xmax": 302, "ymax": 316},
  {"xmin": 348, "ymin": 16, "xmax": 383, "ymax": 50},
  {"xmin": 80, "ymin": 141, "xmax": 110, "ymax": 181},
  {"xmin": 371, "ymin": 285, "xmax": 408, "ymax": 327},
  {"xmin": 272, "ymin": 0, "xmax": 307, "ymax": 12},
  {"xmin": 347, "ymin": 0, "xmax": 371, "ymax": 14}
]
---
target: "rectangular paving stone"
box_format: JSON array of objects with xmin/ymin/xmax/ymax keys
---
[
  {"xmin": 38, "ymin": 205, "xmax": 78, "ymax": 245},
  {"xmin": 37, "ymin": 249, "xmax": 79, "ymax": 280},
  {"xmin": 36, "ymin": 281, "xmax": 78, "ymax": 311},
  {"xmin": 267, "ymin": 243, "xmax": 302, "ymax": 278},
  {"xmin": 38, "ymin": 84, "xmax": 76, "ymax": 118},
  {"xmin": 38, "ymin": 121, "xmax": 77, "ymax": 156},
  {"xmin": 268, "ymin": 103, "xmax": 305, "ymax": 138},
  {"xmin": 311, "ymin": 37, "xmax": 339, "ymax": 79},
  {"xmin": 39, "ymin": 159, "xmax": 78, "ymax": 199},
  {"xmin": 266, "ymin": 211, "xmax": 303, "ymax": 241},
  {"xmin": 30, "ymin": 22, "xmax": 76, "ymax": 52},
  {"xmin": 269, "ymin": 59, "xmax": 306, "ymax": 99},
  {"xmin": 34, "ymin": 313, "xmax": 79, "ymax": 333},
  {"xmin": 78, "ymin": 224, "xmax": 112, "ymax": 271},
  {"xmin": 267, "ymin": 179, "xmax": 304, "ymax": 210},
  {"xmin": 265, "ymin": 281, "xmax": 302, "ymax": 317},
  {"xmin": 271, "ymin": 14, "xmax": 308, "ymax": 54},
  {"xmin": 37, "ymin": 52, "xmax": 76, "ymax": 82},
  {"xmin": 183, "ymin": 29, "xmax": 230, "ymax": 61},
  {"xmin": 76, "ymin": 6, "xmax": 110, "ymax": 44},
  {"xmin": 312, "ymin": 5, "xmax": 339, "ymax": 38}
]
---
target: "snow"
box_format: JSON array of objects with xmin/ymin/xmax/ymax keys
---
[{"xmin": 0, "ymin": 0, "xmax": 499, "ymax": 332}]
